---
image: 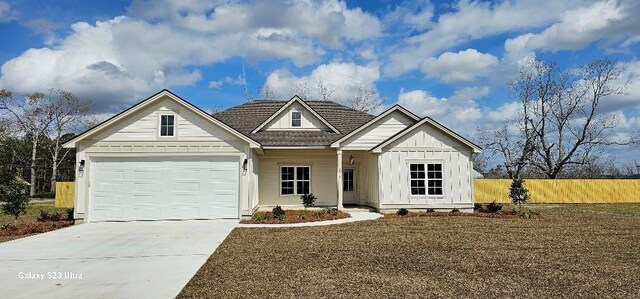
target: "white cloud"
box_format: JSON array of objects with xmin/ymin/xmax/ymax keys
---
[
  {"xmin": 0, "ymin": 0, "xmax": 16, "ymax": 23},
  {"xmin": 0, "ymin": 0, "xmax": 382, "ymax": 112},
  {"xmin": 209, "ymin": 75, "xmax": 246, "ymax": 89},
  {"xmin": 384, "ymin": 0, "xmax": 588, "ymax": 76},
  {"xmin": 396, "ymin": 86, "xmax": 522, "ymax": 135},
  {"xmin": 384, "ymin": 0, "xmax": 434, "ymax": 31},
  {"xmin": 421, "ymin": 49, "xmax": 498, "ymax": 83},
  {"xmin": 505, "ymin": 0, "xmax": 640, "ymax": 60},
  {"xmin": 263, "ymin": 62, "xmax": 380, "ymax": 103},
  {"xmin": 127, "ymin": 0, "xmax": 381, "ymax": 47}
]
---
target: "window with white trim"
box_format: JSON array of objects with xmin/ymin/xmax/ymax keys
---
[
  {"xmin": 280, "ymin": 166, "xmax": 310, "ymax": 195},
  {"xmin": 160, "ymin": 115, "xmax": 175, "ymax": 137},
  {"xmin": 291, "ymin": 111, "xmax": 302, "ymax": 127},
  {"xmin": 410, "ymin": 163, "xmax": 443, "ymax": 195}
]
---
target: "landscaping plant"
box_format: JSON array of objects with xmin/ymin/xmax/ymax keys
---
[
  {"xmin": 509, "ymin": 178, "xmax": 530, "ymax": 211},
  {"xmin": 1, "ymin": 177, "xmax": 30, "ymax": 224},
  {"xmin": 272, "ymin": 206, "xmax": 285, "ymax": 220},
  {"xmin": 397, "ymin": 208, "xmax": 409, "ymax": 216},
  {"xmin": 300, "ymin": 193, "xmax": 317, "ymax": 208}
]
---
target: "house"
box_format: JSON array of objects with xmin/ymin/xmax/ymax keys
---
[{"xmin": 63, "ymin": 89, "xmax": 480, "ymax": 222}]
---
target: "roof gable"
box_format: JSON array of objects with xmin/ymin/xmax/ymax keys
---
[
  {"xmin": 330, "ymin": 105, "xmax": 419, "ymax": 148},
  {"xmin": 370, "ymin": 116, "xmax": 481, "ymax": 153},
  {"xmin": 63, "ymin": 89, "xmax": 261, "ymax": 148},
  {"xmin": 251, "ymin": 96, "xmax": 340, "ymax": 134}
]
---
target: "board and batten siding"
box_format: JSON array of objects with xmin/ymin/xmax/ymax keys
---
[
  {"xmin": 339, "ymin": 111, "xmax": 415, "ymax": 149},
  {"xmin": 258, "ymin": 150, "xmax": 338, "ymax": 206},
  {"xmin": 379, "ymin": 124, "xmax": 474, "ymax": 209},
  {"xmin": 264, "ymin": 102, "xmax": 330, "ymax": 131}
]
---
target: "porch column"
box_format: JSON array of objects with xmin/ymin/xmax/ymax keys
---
[{"xmin": 337, "ymin": 150, "xmax": 344, "ymax": 209}]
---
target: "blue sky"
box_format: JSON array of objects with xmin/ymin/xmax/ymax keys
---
[{"xmin": 0, "ymin": 0, "xmax": 639, "ymax": 160}]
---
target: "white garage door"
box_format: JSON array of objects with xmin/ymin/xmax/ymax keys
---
[{"xmin": 90, "ymin": 156, "xmax": 239, "ymax": 221}]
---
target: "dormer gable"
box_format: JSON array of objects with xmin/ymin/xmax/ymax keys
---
[{"xmin": 251, "ymin": 96, "xmax": 340, "ymax": 133}]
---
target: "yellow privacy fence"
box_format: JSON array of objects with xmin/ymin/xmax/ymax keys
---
[
  {"xmin": 474, "ymin": 179, "xmax": 640, "ymax": 203},
  {"xmin": 55, "ymin": 182, "xmax": 75, "ymax": 208}
]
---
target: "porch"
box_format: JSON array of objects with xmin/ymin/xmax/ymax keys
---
[{"xmin": 254, "ymin": 149, "xmax": 379, "ymax": 210}]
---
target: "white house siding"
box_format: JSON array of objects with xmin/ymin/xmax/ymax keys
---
[
  {"xmin": 264, "ymin": 102, "xmax": 329, "ymax": 131},
  {"xmin": 379, "ymin": 124, "xmax": 474, "ymax": 211},
  {"xmin": 341, "ymin": 151, "xmax": 379, "ymax": 207},
  {"xmin": 93, "ymin": 97, "xmax": 237, "ymax": 142},
  {"xmin": 73, "ymin": 96, "xmax": 252, "ymax": 221},
  {"xmin": 339, "ymin": 111, "xmax": 415, "ymax": 149},
  {"xmin": 258, "ymin": 150, "xmax": 337, "ymax": 206}
]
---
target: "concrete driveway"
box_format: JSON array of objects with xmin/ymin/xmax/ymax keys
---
[{"xmin": 0, "ymin": 220, "xmax": 238, "ymax": 299}]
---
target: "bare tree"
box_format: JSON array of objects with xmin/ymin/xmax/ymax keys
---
[
  {"xmin": 0, "ymin": 89, "xmax": 55, "ymax": 196},
  {"xmin": 48, "ymin": 89, "xmax": 91, "ymax": 192},
  {"xmin": 316, "ymin": 78, "xmax": 335, "ymax": 101},
  {"xmin": 259, "ymin": 83, "xmax": 275, "ymax": 101},
  {"xmin": 346, "ymin": 83, "xmax": 383, "ymax": 113},
  {"xmin": 295, "ymin": 79, "xmax": 310, "ymax": 100},
  {"xmin": 484, "ymin": 57, "xmax": 634, "ymax": 179}
]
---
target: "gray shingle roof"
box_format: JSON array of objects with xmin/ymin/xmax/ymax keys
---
[{"xmin": 213, "ymin": 100, "xmax": 374, "ymax": 146}]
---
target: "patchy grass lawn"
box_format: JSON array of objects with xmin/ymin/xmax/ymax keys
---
[
  {"xmin": 179, "ymin": 204, "xmax": 640, "ymax": 298},
  {"xmin": 0, "ymin": 202, "xmax": 73, "ymax": 244}
]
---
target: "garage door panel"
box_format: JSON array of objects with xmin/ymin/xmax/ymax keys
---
[{"xmin": 90, "ymin": 156, "xmax": 239, "ymax": 221}]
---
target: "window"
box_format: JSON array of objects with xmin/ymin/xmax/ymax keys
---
[
  {"xmin": 410, "ymin": 163, "xmax": 443, "ymax": 196},
  {"xmin": 160, "ymin": 115, "xmax": 175, "ymax": 137},
  {"xmin": 343, "ymin": 168, "xmax": 354, "ymax": 191},
  {"xmin": 281, "ymin": 166, "xmax": 310, "ymax": 195},
  {"xmin": 291, "ymin": 111, "xmax": 302, "ymax": 127}
]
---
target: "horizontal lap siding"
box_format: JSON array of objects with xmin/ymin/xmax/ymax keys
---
[
  {"xmin": 258, "ymin": 150, "xmax": 337, "ymax": 206},
  {"xmin": 341, "ymin": 111, "xmax": 414, "ymax": 149}
]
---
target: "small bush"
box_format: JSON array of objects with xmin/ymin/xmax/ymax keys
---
[
  {"xmin": 254, "ymin": 213, "xmax": 268, "ymax": 221},
  {"xmin": 324, "ymin": 207, "xmax": 339, "ymax": 215},
  {"xmin": 31, "ymin": 192, "xmax": 55, "ymax": 199},
  {"xmin": 397, "ymin": 208, "xmax": 409, "ymax": 216},
  {"xmin": 300, "ymin": 193, "xmax": 317, "ymax": 208},
  {"xmin": 272, "ymin": 206, "xmax": 285, "ymax": 220},
  {"xmin": 0, "ymin": 224, "xmax": 14, "ymax": 231},
  {"xmin": 481, "ymin": 201, "xmax": 503, "ymax": 214},
  {"xmin": 315, "ymin": 209, "xmax": 327, "ymax": 217},
  {"xmin": 451, "ymin": 208, "xmax": 460, "ymax": 213},
  {"xmin": 509, "ymin": 178, "xmax": 530, "ymax": 209},
  {"xmin": 38, "ymin": 211, "xmax": 62, "ymax": 222},
  {"xmin": 426, "ymin": 208, "xmax": 435, "ymax": 213},
  {"xmin": 66, "ymin": 208, "xmax": 74, "ymax": 220},
  {"xmin": 1, "ymin": 178, "xmax": 30, "ymax": 223},
  {"xmin": 473, "ymin": 203, "xmax": 481, "ymax": 210},
  {"xmin": 297, "ymin": 211, "xmax": 306, "ymax": 220}
]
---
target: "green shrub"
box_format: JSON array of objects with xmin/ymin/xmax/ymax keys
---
[
  {"xmin": 300, "ymin": 193, "xmax": 317, "ymax": 208},
  {"xmin": 451, "ymin": 208, "xmax": 460, "ymax": 213},
  {"xmin": 254, "ymin": 213, "xmax": 268, "ymax": 221},
  {"xmin": 1, "ymin": 177, "xmax": 30, "ymax": 223},
  {"xmin": 32, "ymin": 192, "xmax": 55, "ymax": 199},
  {"xmin": 509, "ymin": 178, "xmax": 530, "ymax": 210},
  {"xmin": 324, "ymin": 207, "xmax": 339, "ymax": 215},
  {"xmin": 272, "ymin": 206, "xmax": 285, "ymax": 220},
  {"xmin": 480, "ymin": 201, "xmax": 503, "ymax": 214},
  {"xmin": 315, "ymin": 209, "xmax": 327, "ymax": 217},
  {"xmin": 426, "ymin": 208, "xmax": 435, "ymax": 213},
  {"xmin": 38, "ymin": 211, "xmax": 61, "ymax": 222},
  {"xmin": 297, "ymin": 211, "xmax": 306, "ymax": 220},
  {"xmin": 66, "ymin": 208, "xmax": 74, "ymax": 220},
  {"xmin": 397, "ymin": 208, "xmax": 409, "ymax": 216}
]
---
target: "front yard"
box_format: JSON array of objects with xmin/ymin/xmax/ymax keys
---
[
  {"xmin": 0, "ymin": 202, "xmax": 73, "ymax": 243},
  {"xmin": 179, "ymin": 204, "xmax": 640, "ymax": 298}
]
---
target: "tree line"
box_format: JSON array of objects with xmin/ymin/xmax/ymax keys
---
[{"xmin": 0, "ymin": 89, "xmax": 92, "ymax": 197}]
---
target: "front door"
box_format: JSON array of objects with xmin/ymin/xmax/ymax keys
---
[{"xmin": 343, "ymin": 167, "xmax": 357, "ymax": 204}]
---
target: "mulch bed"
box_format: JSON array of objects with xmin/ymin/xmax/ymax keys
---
[
  {"xmin": 240, "ymin": 209, "xmax": 350, "ymax": 224},
  {"xmin": 383, "ymin": 211, "xmax": 522, "ymax": 219},
  {"xmin": 0, "ymin": 220, "xmax": 74, "ymax": 240}
]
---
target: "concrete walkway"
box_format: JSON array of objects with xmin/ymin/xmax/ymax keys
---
[
  {"xmin": 0, "ymin": 220, "xmax": 237, "ymax": 299},
  {"xmin": 238, "ymin": 211, "xmax": 383, "ymax": 228}
]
